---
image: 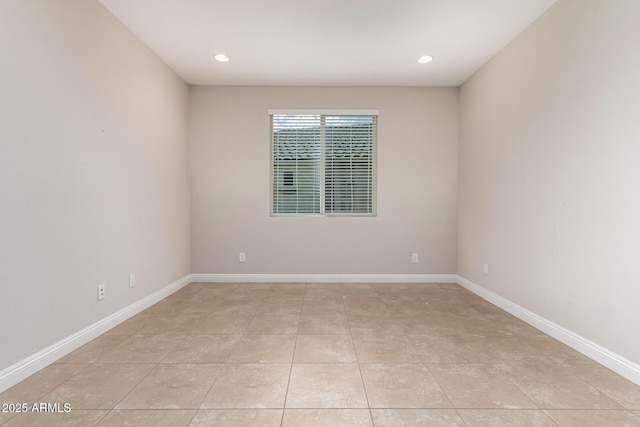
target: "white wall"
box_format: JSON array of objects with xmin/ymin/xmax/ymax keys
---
[
  {"xmin": 190, "ymin": 86, "xmax": 458, "ymax": 275},
  {"xmin": 0, "ymin": 0, "xmax": 190, "ymax": 371},
  {"xmin": 458, "ymin": 0, "xmax": 640, "ymax": 365}
]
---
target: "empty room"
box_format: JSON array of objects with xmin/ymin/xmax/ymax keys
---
[{"xmin": 1, "ymin": 0, "xmax": 639, "ymax": 426}]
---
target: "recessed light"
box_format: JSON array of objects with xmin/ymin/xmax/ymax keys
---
[
  {"xmin": 417, "ymin": 55, "xmax": 433, "ymax": 64},
  {"xmin": 214, "ymin": 53, "xmax": 230, "ymax": 63}
]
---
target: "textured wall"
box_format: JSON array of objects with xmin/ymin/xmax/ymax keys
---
[
  {"xmin": 0, "ymin": 0, "xmax": 191, "ymax": 371},
  {"xmin": 458, "ymin": 0, "xmax": 640, "ymax": 364},
  {"xmin": 190, "ymin": 86, "xmax": 459, "ymax": 275}
]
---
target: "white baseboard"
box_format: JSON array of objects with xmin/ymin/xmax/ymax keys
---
[
  {"xmin": 190, "ymin": 273, "xmax": 458, "ymax": 284},
  {"xmin": 456, "ymin": 275, "xmax": 640, "ymax": 387},
  {"xmin": 0, "ymin": 274, "xmax": 191, "ymax": 393}
]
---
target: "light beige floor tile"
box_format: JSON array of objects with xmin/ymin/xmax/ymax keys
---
[
  {"xmin": 257, "ymin": 301, "xmax": 303, "ymax": 316},
  {"xmin": 190, "ymin": 409, "xmax": 282, "ymax": 426},
  {"xmin": 0, "ymin": 412, "xmax": 16, "ymax": 425},
  {"xmin": 191, "ymin": 283, "xmax": 239, "ymax": 292},
  {"xmin": 233, "ymin": 283, "xmax": 272, "ymax": 291},
  {"xmin": 245, "ymin": 313, "xmax": 300, "ymax": 334},
  {"xmin": 383, "ymin": 300, "xmax": 431, "ymax": 317},
  {"xmin": 97, "ymin": 335, "xmax": 185, "ymax": 363},
  {"xmin": 140, "ymin": 300, "xmax": 182, "ymax": 316},
  {"xmin": 41, "ymin": 364, "xmax": 156, "ymax": 409},
  {"xmin": 7, "ymin": 281, "xmax": 638, "ymax": 423},
  {"xmin": 524, "ymin": 335, "xmax": 595, "ymax": 364},
  {"xmin": 226, "ymin": 292, "xmax": 270, "ymax": 303},
  {"xmin": 429, "ymin": 364, "xmax": 537, "ymax": 409},
  {"xmin": 269, "ymin": 282, "xmax": 306, "ymax": 293},
  {"xmin": 498, "ymin": 361, "xmax": 623, "ymax": 409},
  {"xmin": 348, "ymin": 317, "xmax": 404, "ymax": 337},
  {"xmin": 227, "ymin": 290, "xmax": 270, "ymax": 302},
  {"xmin": 545, "ymin": 409, "xmax": 640, "ymax": 426},
  {"xmin": 372, "ymin": 283, "xmax": 413, "ymax": 295},
  {"xmin": 423, "ymin": 303, "xmax": 487, "ymax": 320},
  {"xmin": 207, "ymin": 300, "xmax": 263, "ymax": 316},
  {"xmin": 106, "ymin": 314, "xmax": 154, "ymax": 335},
  {"xmin": 481, "ymin": 310, "xmax": 546, "ymax": 336},
  {"xmin": 464, "ymin": 297, "xmax": 508, "ymax": 312},
  {"xmin": 303, "ymin": 284, "xmax": 342, "ymax": 295},
  {"xmin": 352, "ymin": 335, "xmax": 421, "ymax": 363},
  {"xmin": 286, "ymin": 364, "xmax": 368, "ymax": 408},
  {"xmin": 96, "ymin": 409, "xmax": 195, "ymax": 426},
  {"xmin": 461, "ymin": 317, "xmax": 515, "ymax": 335},
  {"xmin": 282, "ymin": 409, "xmax": 373, "ymax": 426},
  {"xmin": 301, "ymin": 301, "xmax": 346, "ymax": 316},
  {"xmin": 340, "ymin": 283, "xmax": 379, "ymax": 297},
  {"xmin": 201, "ymin": 364, "xmax": 290, "ymax": 409},
  {"xmin": 227, "ymin": 335, "xmax": 296, "ymax": 363},
  {"xmin": 567, "ymin": 363, "xmax": 640, "ymax": 410},
  {"xmin": 457, "ymin": 409, "xmax": 557, "ymax": 426},
  {"xmin": 263, "ymin": 290, "xmax": 305, "ymax": 300},
  {"xmin": 294, "ymin": 335, "xmax": 357, "ymax": 363},
  {"xmin": 177, "ymin": 298, "xmax": 224, "ymax": 313},
  {"xmin": 264, "ymin": 293, "xmax": 305, "ymax": 303},
  {"xmin": 407, "ymin": 334, "xmax": 491, "ymax": 363},
  {"xmin": 261, "ymin": 293, "xmax": 304, "ymax": 304},
  {"xmin": 188, "ymin": 285, "xmax": 234, "ymax": 296},
  {"xmin": 343, "ymin": 296, "xmax": 391, "ymax": 318},
  {"xmin": 301, "ymin": 294, "xmax": 345, "ymax": 305},
  {"xmin": 0, "ymin": 364, "xmax": 86, "ymax": 404},
  {"xmin": 393, "ymin": 314, "xmax": 467, "ymax": 335},
  {"xmin": 116, "ymin": 364, "xmax": 222, "ymax": 409},
  {"xmin": 298, "ymin": 313, "xmax": 350, "ymax": 334},
  {"xmin": 171, "ymin": 284, "xmax": 206, "ymax": 296},
  {"xmin": 476, "ymin": 334, "xmax": 546, "ymax": 362},
  {"xmin": 147, "ymin": 298, "xmax": 209, "ymax": 314},
  {"xmin": 190, "ymin": 314, "xmax": 253, "ymax": 334},
  {"xmin": 2, "ymin": 409, "xmax": 108, "ymax": 427},
  {"xmin": 378, "ymin": 293, "xmax": 421, "ymax": 304},
  {"xmin": 360, "ymin": 364, "xmax": 450, "ymax": 408},
  {"xmin": 139, "ymin": 310, "xmax": 207, "ymax": 335},
  {"xmin": 372, "ymin": 283, "xmax": 411, "ymax": 291},
  {"xmin": 162, "ymin": 335, "xmax": 242, "ymax": 363},
  {"xmin": 407, "ymin": 283, "xmax": 463, "ymax": 295},
  {"xmin": 418, "ymin": 297, "xmax": 472, "ymax": 310},
  {"xmin": 56, "ymin": 335, "xmax": 130, "ymax": 363},
  {"xmin": 409, "ymin": 333, "xmax": 543, "ymax": 364},
  {"xmin": 371, "ymin": 409, "xmax": 465, "ymax": 427},
  {"xmin": 181, "ymin": 287, "xmax": 236, "ymax": 301}
]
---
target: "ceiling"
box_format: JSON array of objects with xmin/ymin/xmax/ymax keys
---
[{"xmin": 99, "ymin": 0, "xmax": 557, "ymax": 87}]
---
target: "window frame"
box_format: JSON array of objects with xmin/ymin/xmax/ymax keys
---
[{"xmin": 269, "ymin": 109, "xmax": 378, "ymax": 217}]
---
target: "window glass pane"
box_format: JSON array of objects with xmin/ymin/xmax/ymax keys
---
[
  {"xmin": 271, "ymin": 113, "xmax": 375, "ymax": 216},
  {"xmin": 325, "ymin": 116, "xmax": 374, "ymax": 214},
  {"xmin": 272, "ymin": 115, "xmax": 321, "ymax": 214}
]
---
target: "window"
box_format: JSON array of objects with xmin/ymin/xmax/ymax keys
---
[{"xmin": 270, "ymin": 109, "xmax": 377, "ymax": 216}]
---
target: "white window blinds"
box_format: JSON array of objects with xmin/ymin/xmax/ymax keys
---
[{"xmin": 271, "ymin": 111, "xmax": 377, "ymax": 216}]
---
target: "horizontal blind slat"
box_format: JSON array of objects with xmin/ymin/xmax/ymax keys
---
[
  {"xmin": 324, "ymin": 115, "xmax": 374, "ymax": 214},
  {"xmin": 271, "ymin": 113, "xmax": 375, "ymax": 215}
]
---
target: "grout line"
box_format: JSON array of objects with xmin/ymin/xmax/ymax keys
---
[
  {"xmin": 278, "ymin": 284, "xmax": 308, "ymax": 427},
  {"xmin": 341, "ymin": 283, "xmax": 376, "ymax": 426},
  {"xmin": 5, "ymin": 282, "xmax": 640, "ymax": 422}
]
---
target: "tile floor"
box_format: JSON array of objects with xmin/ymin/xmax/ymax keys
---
[{"xmin": 1, "ymin": 282, "xmax": 640, "ymax": 426}]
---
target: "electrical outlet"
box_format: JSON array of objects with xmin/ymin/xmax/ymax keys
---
[
  {"xmin": 129, "ymin": 273, "xmax": 135, "ymax": 288},
  {"xmin": 239, "ymin": 252, "xmax": 246, "ymax": 263},
  {"xmin": 411, "ymin": 253, "xmax": 419, "ymax": 263},
  {"xmin": 97, "ymin": 284, "xmax": 105, "ymax": 300},
  {"xmin": 483, "ymin": 263, "xmax": 489, "ymax": 276}
]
